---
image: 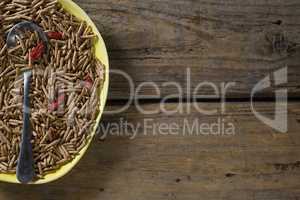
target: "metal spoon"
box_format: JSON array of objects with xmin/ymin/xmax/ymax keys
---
[
  {"xmin": 6, "ymin": 21, "xmax": 49, "ymax": 184},
  {"xmin": 16, "ymin": 71, "xmax": 35, "ymax": 184},
  {"xmin": 6, "ymin": 21, "xmax": 49, "ymax": 54}
]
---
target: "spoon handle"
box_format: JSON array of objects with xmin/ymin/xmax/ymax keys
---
[{"xmin": 17, "ymin": 71, "xmax": 35, "ymax": 184}]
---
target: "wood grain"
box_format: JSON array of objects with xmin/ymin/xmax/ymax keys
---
[
  {"xmin": 1, "ymin": 102, "xmax": 299, "ymax": 200},
  {"xmin": 73, "ymin": 0, "xmax": 300, "ymax": 99},
  {"xmin": 1, "ymin": 1, "xmax": 300, "ymax": 200}
]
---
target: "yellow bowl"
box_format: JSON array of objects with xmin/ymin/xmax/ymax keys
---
[{"xmin": 0, "ymin": 0, "xmax": 109, "ymax": 184}]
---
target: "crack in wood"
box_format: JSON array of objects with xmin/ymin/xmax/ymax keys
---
[
  {"xmin": 225, "ymin": 173, "xmax": 237, "ymax": 178},
  {"xmin": 265, "ymin": 31, "xmax": 298, "ymax": 55},
  {"xmin": 273, "ymin": 161, "xmax": 300, "ymax": 171}
]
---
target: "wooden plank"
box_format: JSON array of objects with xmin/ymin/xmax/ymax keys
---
[
  {"xmin": 73, "ymin": 0, "xmax": 300, "ymax": 99},
  {"xmin": 0, "ymin": 102, "xmax": 299, "ymax": 200}
]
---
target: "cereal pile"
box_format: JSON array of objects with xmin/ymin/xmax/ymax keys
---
[{"xmin": 0, "ymin": 0, "xmax": 105, "ymax": 177}]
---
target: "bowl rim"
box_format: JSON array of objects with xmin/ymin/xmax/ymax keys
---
[{"xmin": 0, "ymin": 0, "xmax": 109, "ymax": 184}]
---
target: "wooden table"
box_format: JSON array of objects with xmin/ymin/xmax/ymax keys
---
[{"xmin": 1, "ymin": 0, "xmax": 300, "ymax": 199}]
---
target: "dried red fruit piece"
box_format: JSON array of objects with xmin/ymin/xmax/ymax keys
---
[
  {"xmin": 83, "ymin": 75, "xmax": 93, "ymax": 90},
  {"xmin": 47, "ymin": 31, "xmax": 64, "ymax": 40},
  {"xmin": 30, "ymin": 42, "xmax": 45, "ymax": 61},
  {"xmin": 48, "ymin": 94, "xmax": 65, "ymax": 112}
]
